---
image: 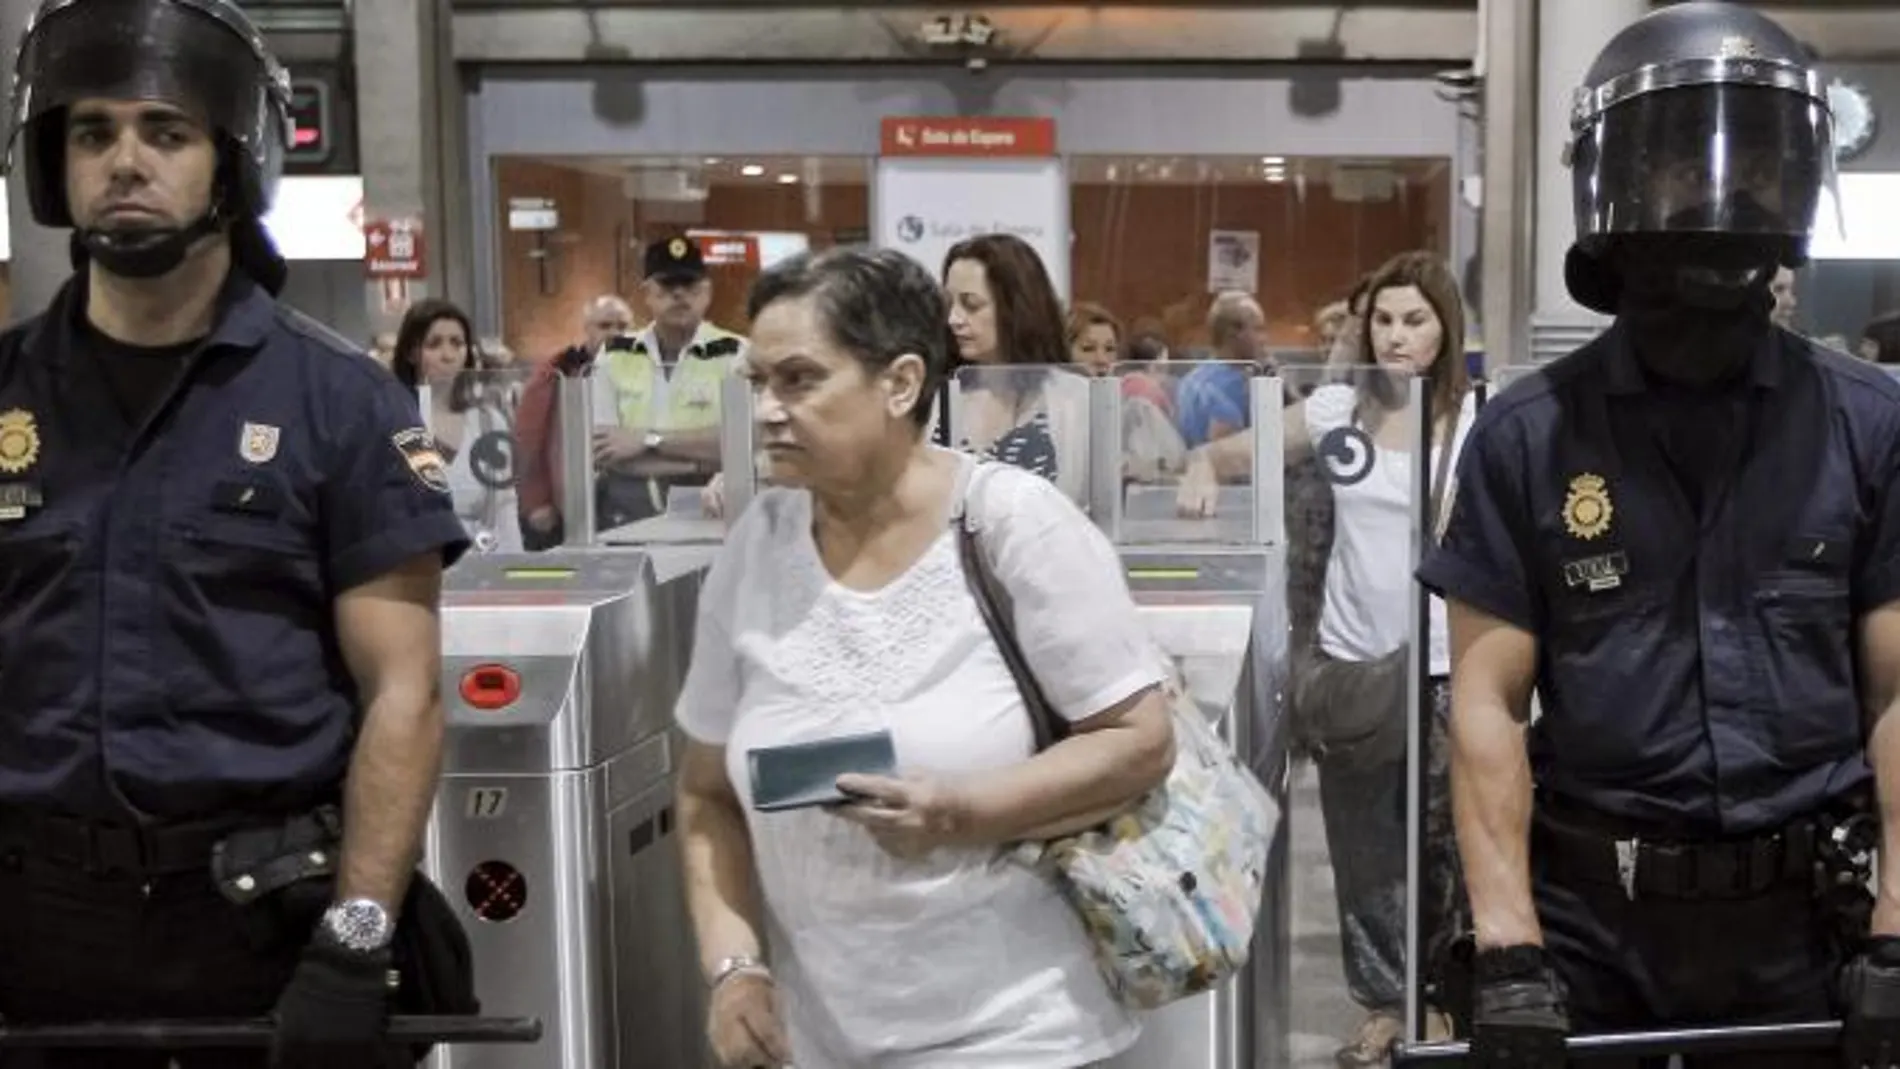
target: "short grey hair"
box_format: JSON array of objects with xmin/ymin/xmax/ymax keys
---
[
  {"xmin": 746, "ymin": 248, "xmax": 952, "ymax": 428},
  {"xmin": 1207, "ymin": 290, "xmax": 1263, "ymax": 347}
]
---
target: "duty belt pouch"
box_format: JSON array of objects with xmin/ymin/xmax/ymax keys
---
[
  {"xmin": 392, "ymin": 873, "xmax": 481, "ymax": 1061},
  {"xmin": 210, "ymin": 808, "xmax": 343, "ymax": 952}
]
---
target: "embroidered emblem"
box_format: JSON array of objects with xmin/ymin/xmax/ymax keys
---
[{"xmin": 239, "ymin": 422, "xmax": 281, "ymax": 464}]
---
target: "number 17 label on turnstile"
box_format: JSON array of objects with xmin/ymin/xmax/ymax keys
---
[{"xmin": 466, "ymin": 787, "xmax": 509, "ymax": 820}]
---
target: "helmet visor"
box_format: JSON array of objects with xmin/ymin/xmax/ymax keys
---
[{"xmin": 1571, "ymin": 83, "xmax": 1838, "ymax": 247}]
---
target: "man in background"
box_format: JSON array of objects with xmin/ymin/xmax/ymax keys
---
[{"xmin": 514, "ymin": 293, "xmax": 634, "ymax": 549}]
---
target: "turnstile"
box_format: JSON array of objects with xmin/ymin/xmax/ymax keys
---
[
  {"xmin": 425, "ymin": 549, "xmax": 709, "ymax": 1069},
  {"xmin": 1112, "ymin": 545, "xmax": 1293, "ymax": 1069}
]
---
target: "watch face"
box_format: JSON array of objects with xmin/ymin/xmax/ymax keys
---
[{"xmin": 328, "ymin": 899, "xmax": 393, "ymax": 950}]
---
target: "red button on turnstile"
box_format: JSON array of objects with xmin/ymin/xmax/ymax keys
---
[{"xmin": 459, "ymin": 664, "xmax": 521, "ymax": 711}]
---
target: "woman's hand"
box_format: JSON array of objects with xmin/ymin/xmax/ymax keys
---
[
  {"xmin": 830, "ymin": 773, "xmax": 976, "ymax": 859},
  {"xmin": 707, "ymin": 971, "xmax": 792, "ymax": 1069},
  {"xmin": 1175, "ymin": 451, "xmax": 1220, "ymax": 518},
  {"xmin": 701, "ymin": 472, "xmax": 727, "ymax": 519}
]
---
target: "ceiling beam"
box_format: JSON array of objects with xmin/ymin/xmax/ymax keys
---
[{"xmin": 451, "ymin": 6, "xmax": 1476, "ymax": 65}]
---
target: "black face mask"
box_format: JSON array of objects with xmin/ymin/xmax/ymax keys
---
[
  {"xmin": 76, "ymin": 211, "xmax": 223, "ymax": 280},
  {"xmin": 1611, "ymin": 235, "xmax": 1778, "ymax": 388}
]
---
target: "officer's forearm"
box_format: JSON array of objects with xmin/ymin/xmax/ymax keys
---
[
  {"xmin": 338, "ymin": 683, "xmax": 445, "ymax": 914},
  {"xmin": 1452, "ymin": 696, "xmax": 1542, "ymax": 949},
  {"xmin": 656, "ymin": 427, "xmax": 722, "ymax": 465},
  {"xmin": 1869, "ymin": 709, "xmax": 1900, "ymax": 935}
]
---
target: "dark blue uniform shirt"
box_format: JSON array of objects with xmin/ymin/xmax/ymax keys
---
[
  {"xmin": 0, "ymin": 271, "xmax": 470, "ymax": 822},
  {"xmin": 1418, "ymin": 325, "xmax": 1900, "ymax": 835}
]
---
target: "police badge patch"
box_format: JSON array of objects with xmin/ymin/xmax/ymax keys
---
[
  {"xmin": 239, "ymin": 421, "xmax": 280, "ymax": 464},
  {"xmin": 391, "ymin": 427, "xmax": 452, "ymax": 495}
]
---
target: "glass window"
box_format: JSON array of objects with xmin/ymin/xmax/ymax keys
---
[
  {"xmin": 1067, "ymin": 154, "xmax": 1453, "ymax": 361},
  {"xmin": 490, "ymin": 154, "xmax": 871, "ymax": 362}
]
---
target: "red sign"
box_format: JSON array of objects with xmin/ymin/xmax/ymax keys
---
[
  {"xmin": 690, "ymin": 233, "xmax": 761, "ymax": 269},
  {"xmin": 364, "ymin": 217, "xmax": 427, "ymax": 279},
  {"xmin": 880, "ymin": 116, "xmax": 1056, "ymax": 158}
]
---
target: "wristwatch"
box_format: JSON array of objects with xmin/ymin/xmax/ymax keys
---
[
  {"xmin": 708, "ymin": 954, "xmax": 770, "ymax": 990},
  {"xmin": 643, "ymin": 430, "xmax": 665, "ymax": 452},
  {"xmin": 321, "ymin": 898, "xmax": 395, "ymax": 953}
]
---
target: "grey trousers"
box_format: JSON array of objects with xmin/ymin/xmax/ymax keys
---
[{"xmin": 1313, "ymin": 677, "xmax": 1466, "ymax": 1013}]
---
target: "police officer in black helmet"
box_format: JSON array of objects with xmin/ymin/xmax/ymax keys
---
[
  {"xmin": 0, "ymin": 1, "xmax": 472, "ymax": 1066},
  {"xmin": 1419, "ymin": 2, "xmax": 1900, "ymax": 1066}
]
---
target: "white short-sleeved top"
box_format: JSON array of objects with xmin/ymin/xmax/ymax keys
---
[
  {"xmin": 1304, "ymin": 383, "xmax": 1474, "ymax": 675},
  {"xmin": 675, "ymin": 452, "xmax": 1161, "ymax": 1069}
]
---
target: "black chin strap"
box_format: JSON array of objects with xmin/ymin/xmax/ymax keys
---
[{"xmin": 75, "ymin": 211, "xmax": 225, "ymax": 280}]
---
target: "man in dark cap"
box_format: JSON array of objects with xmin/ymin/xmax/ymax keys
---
[
  {"xmin": 0, "ymin": 0, "xmax": 474, "ymax": 1064},
  {"xmin": 1419, "ymin": 2, "xmax": 1900, "ymax": 1066},
  {"xmin": 590, "ymin": 234, "xmax": 747, "ymax": 527}
]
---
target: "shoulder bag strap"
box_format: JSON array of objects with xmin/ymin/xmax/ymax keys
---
[
  {"xmin": 952, "ymin": 462, "xmax": 1069, "ymax": 752},
  {"xmin": 1428, "ymin": 398, "xmax": 1461, "ymax": 544}
]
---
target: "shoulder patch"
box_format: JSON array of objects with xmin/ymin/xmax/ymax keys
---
[
  {"xmin": 701, "ymin": 336, "xmax": 743, "ymax": 359},
  {"xmin": 391, "ymin": 427, "xmax": 452, "ymax": 495}
]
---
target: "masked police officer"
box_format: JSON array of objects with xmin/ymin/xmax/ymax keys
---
[
  {"xmin": 0, "ymin": 1, "xmax": 471, "ymax": 1066},
  {"xmin": 1418, "ymin": 3, "xmax": 1900, "ymax": 1067}
]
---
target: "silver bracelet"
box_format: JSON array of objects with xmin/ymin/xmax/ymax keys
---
[{"xmin": 709, "ymin": 954, "xmax": 772, "ymax": 991}]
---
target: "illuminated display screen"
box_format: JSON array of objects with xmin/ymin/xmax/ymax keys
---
[
  {"xmin": 1127, "ymin": 567, "xmax": 1200, "ymax": 581},
  {"xmin": 287, "ymin": 81, "xmax": 330, "ymax": 163},
  {"xmin": 504, "ymin": 567, "xmax": 577, "ymax": 581}
]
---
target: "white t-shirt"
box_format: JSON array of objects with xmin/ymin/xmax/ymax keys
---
[
  {"xmin": 1304, "ymin": 384, "xmax": 1474, "ymax": 676},
  {"xmin": 675, "ymin": 453, "xmax": 1160, "ymax": 1069}
]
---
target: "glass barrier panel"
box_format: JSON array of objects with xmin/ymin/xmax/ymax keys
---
[
  {"xmin": 1274, "ymin": 362, "xmax": 1447, "ymax": 1056},
  {"xmin": 587, "ymin": 334, "xmax": 741, "ymax": 535},
  {"xmin": 1115, "ymin": 359, "xmax": 1259, "ymax": 544},
  {"xmin": 949, "ymin": 364, "xmax": 1093, "ymax": 509},
  {"xmin": 419, "ymin": 367, "xmax": 536, "ymax": 556}
]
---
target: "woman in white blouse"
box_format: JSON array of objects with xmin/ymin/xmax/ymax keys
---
[{"xmin": 674, "ymin": 247, "xmax": 1175, "ymax": 1069}]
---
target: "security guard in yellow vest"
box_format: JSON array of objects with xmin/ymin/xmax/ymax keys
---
[{"xmin": 592, "ymin": 235, "xmax": 746, "ymax": 525}]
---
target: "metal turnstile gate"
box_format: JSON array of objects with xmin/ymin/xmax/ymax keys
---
[{"xmin": 425, "ymin": 549, "xmax": 708, "ymax": 1069}]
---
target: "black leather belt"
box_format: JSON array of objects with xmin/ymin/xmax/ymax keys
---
[
  {"xmin": 1535, "ymin": 809, "xmax": 1816, "ymax": 901},
  {"xmin": 0, "ymin": 811, "xmax": 241, "ymax": 877}
]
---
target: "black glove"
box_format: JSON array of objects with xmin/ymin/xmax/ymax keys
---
[
  {"xmin": 1842, "ymin": 936, "xmax": 1900, "ymax": 1069},
  {"xmin": 271, "ymin": 933, "xmax": 394, "ymax": 1067},
  {"xmin": 1470, "ymin": 944, "xmax": 1569, "ymax": 1069},
  {"xmin": 553, "ymin": 344, "xmax": 592, "ymax": 376}
]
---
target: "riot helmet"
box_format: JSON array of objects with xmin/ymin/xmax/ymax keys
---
[
  {"xmin": 1564, "ymin": 2, "xmax": 1836, "ymax": 313},
  {"xmin": 2, "ymin": 0, "xmax": 294, "ymax": 279}
]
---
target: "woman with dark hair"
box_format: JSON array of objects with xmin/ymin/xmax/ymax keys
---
[
  {"xmin": 390, "ymin": 299, "xmax": 522, "ymax": 553},
  {"xmin": 943, "ymin": 233, "xmax": 1091, "ymax": 502},
  {"xmin": 1178, "ymin": 252, "xmax": 1474, "ymax": 1060},
  {"xmin": 675, "ymin": 247, "xmax": 1173, "ymax": 1069}
]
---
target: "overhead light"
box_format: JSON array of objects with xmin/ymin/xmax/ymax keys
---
[
  {"xmin": 1262, "ymin": 155, "xmax": 1286, "ymax": 165},
  {"xmin": 776, "ymin": 173, "xmax": 799, "ymax": 184},
  {"xmin": 740, "ymin": 164, "xmax": 765, "ymax": 177},
  {"xmin": 1265, "ymin": 173, "xmax": 1287, "ymax": 183},
  {"xmin": 703, "ymin": 156, "xmax": 721, "ymax": 165}
]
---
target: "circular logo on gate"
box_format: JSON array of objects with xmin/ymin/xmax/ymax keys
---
[
  {"xmin": 0, "ymin": 409, "xmax": 41, "ymax": 475},
  {"xmin": 1316, "ymin": 426, "xmax": 1375, "ymax": 486},
  {"xmin": 465, "ymin": 860, "xmax": 528, "ymax": 923},
  {"xmin": 896, "ymin": 215, "xmax": 926, "ymax": 243}
]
